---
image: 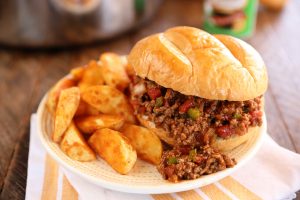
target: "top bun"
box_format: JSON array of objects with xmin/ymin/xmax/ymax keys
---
[{"xmin": 128, "ymin": 26, "xmax": 268, "ymax": 101}]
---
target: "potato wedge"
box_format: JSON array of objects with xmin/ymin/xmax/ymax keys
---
[
  {"xmin": 46, "ymin": 78, "xmax": 76, "ymax": 115},
  {"xmin": 75, "ymin": 100, "xmax": 100, "ymax": 117},
  {"xmin": 78, "ymin": 60, "xmax": 104, "ymax": 92},
  {"xmin": 88, "ymin": 128, "xmax": 137, "ymax": 174},
  {"xmin": 61, "ymin": 122, "xmax": 96, "ymax": 161},
  {"xmin": 75, "ymin": 114, "xmax": 124, "ymax": 134},
  {"xmin": 99, "ymin": 53, "xmax": 130, "ymax": 91},
  {"xmin": 53, "ymin": 87, "xmax": 80, "ymax": 143},
  {"xmin": 120, "ymin": 124, "xmax": 162, "ymax": 165},
  {"xmin": 70, "ymin": 66, "xmax": 85, "ymax": 81},
  {"xmin": 81, "ymin": 85, "xmax": 136, "ymax": 123}
]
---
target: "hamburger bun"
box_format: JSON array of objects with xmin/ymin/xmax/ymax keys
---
[{"xmin": 128, "ymin": 26, "xmax": 268, "ymax": 101}]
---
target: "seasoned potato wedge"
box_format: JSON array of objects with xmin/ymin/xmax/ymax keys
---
[
  {"xmin": 121, "ymin": 124, "xmax": 162, "ymax": 165},
  {"xmin": 99, "ymin": 53, "xmax": 130, "ymax": 91},
  {"xmin": 78, "ymin": 60, "xmax": 104, "ymax": 92},
  {"xmin": 70, "ymin": 66, "xmax": 85, "ymax": 81},
  {"xmin": 75, "ymin": 100, "xmax": 100, "ymax": 117},
  {"xmin": 81, "ymin": 85, "xmax": 136, "ymax": 123},
  {"xmin": 61, "ymin": 122, "xmax": 96, "ymax": 161},
  {"xmin": 53, "ymin": 87, "xmax": 80, "ymax": 143},
  {"xmin": 88, "ymin": 128, "xmax": 137, "ymax": 174},
  {"xmin": 75, "ymin": 114, "xmax": 124, "ymax": 134},
  {"xmin": 46, "ymin": 78, "xmax": 76, "ymax": 115}
]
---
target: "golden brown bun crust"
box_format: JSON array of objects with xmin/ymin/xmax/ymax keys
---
[{"xmin": 128, "ymin": 26, "xmax": 268, "ymax": 101}]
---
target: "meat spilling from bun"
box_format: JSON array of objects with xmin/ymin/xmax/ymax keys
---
[
  {"xmin": 129, "ymin": 76, "xmax": 263, "ymax": 147},
  {"xmin": 157, "ymin": 145, "xmax": 236, "ymax": 182}
]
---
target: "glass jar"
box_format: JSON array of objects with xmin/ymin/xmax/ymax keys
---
[{"xmin": 203, "ymin": 0, "xmax": 258, "ymax": 39}]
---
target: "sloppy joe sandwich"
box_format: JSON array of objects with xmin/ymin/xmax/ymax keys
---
[
  {"xmin": 128, "ymin": 26, "xmax": 268, "ymax": 181},
  {"xmin": 128, "ymin": 26, "xmax": 267, "ymax": 151}
]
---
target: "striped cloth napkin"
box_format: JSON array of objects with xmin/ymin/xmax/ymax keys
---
[{"xmin": 26, "ymin": 114, "xmax": 300, "ymax": 200}]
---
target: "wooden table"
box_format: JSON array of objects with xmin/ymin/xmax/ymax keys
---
[{"xmin": 1, "ymin": 0, "xmax": 299, "ymax": 199}]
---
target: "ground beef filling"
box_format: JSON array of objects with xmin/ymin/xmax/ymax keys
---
[
  {"xmin": 158, "ymin": 146, "xmax": 236, "ymax": 182},
  {"xmin": 129, "ymin": 76, "xmax": 262, "ymax": 182},
  {"xmin": 130, "ymin": 77, "xmax": 263, "ymax": 146}
]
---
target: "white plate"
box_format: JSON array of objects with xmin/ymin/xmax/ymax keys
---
[{"xmin": 37, "ymin": 93, "xmax": 267, "ymax": 194}]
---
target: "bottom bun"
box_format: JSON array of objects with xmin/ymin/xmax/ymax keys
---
[
  {"xmin": 210, "ymin": 125, "xmax": 262, "ymax": 152},
  {"xmin": 137, "ymin": 114, "xmax": 264, "ymax": 152}
]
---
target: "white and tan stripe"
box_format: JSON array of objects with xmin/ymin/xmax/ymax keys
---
[
  {"xmin": 41, "ymin": 154, "xmax": 79, "ymax": 200},
  {"xmin": 152, "ymin": 177, "xmax": 257, "ymax": 200},
  {"xmin": 62, "ymin": 175, "xmax": 78, "ymax": 200},
  {"xmin": 177, "ymin": 190, "xmax": 204, "ymax": 200},
  {"xmin": 152, "ymin": 194, "xmax": 175, "ymax": 200},
  {"xmin": 56, "ymin": 168, "xmax": 63, "ymax": 200},
  {"xmin": 41, "ymin": 154, "xmax": 59, "ymax": 200},
  {"xmin": 194, "ymin": 189, "xmax": 211, "ymax": 200},
  {"xmin": 200, "ymin": 183, "xmax": 232, "ymax": 200},
  {"xmin": 219, "ymin": 176, "xmax": 262, "ymax": 200},
  {"xmin": 214, "ymin": 182, "xmax": 239, "ymax": 200},
  {"xmin": 41, "ymin": 153, "xmax": 261, "ymax": 200}
]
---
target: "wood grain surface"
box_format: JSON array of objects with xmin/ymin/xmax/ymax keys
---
[{"xmin": 0, "ymin": 0, "xmax": 299, "ymax": 199}]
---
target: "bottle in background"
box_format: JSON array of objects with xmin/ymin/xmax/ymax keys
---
[{"xmin": 203, "ymin": 0, "xmax": 258, "ymax": 39}]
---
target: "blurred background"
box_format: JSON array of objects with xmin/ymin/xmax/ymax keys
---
[
  {"xmin": 0, "ymin": 0, "xmax": 162, "ymax": 47},
  {"xmin": 0, "ymin": 0, "xmax": 288, "ymax": 47},
  {"xmin": 1, "ymin": 0, "xmax": 300, "ymax": 199}
]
